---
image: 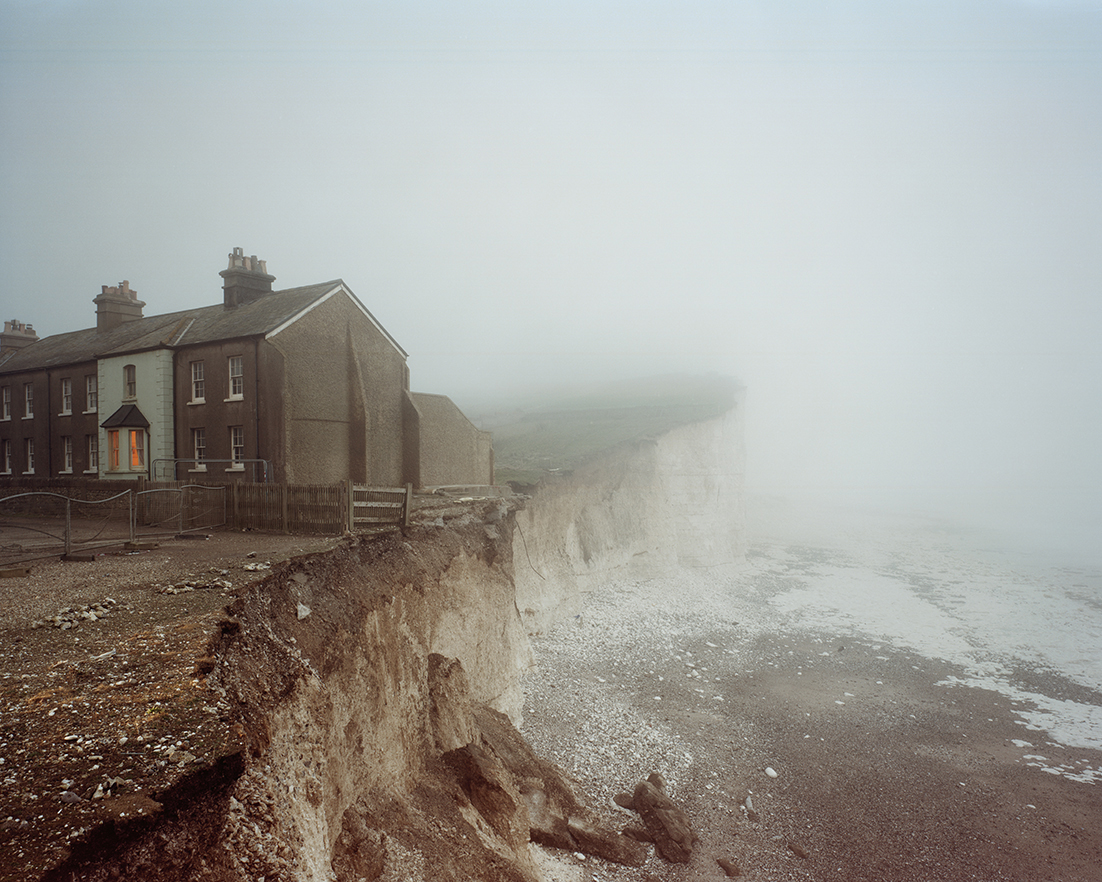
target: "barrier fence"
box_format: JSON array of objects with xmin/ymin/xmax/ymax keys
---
[{"xmin": 0, "ymin": 479, "xmax": 411, "ymax": 564}]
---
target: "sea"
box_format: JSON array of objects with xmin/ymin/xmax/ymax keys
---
[{"xmin": 748, "ymin": 495, "xmax": 1102, "ymax": 783}]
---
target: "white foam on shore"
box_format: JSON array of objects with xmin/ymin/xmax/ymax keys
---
[{"xmin": 747, "ymin": 499, "xmax": 1102, "ymax": 769}]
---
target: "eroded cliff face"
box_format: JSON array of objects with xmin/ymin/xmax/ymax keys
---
[
  {"xmin": 513, "ymin": 399, "xmax": 746, "ymax": 633},
  {"xmin": 46, "ymin": 406, "xmax": 744, "ymax": 881}
]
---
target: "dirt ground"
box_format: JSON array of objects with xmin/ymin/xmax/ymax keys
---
[{"xmin": 0, "ymin": 528, "xmax": 338, "ymax": 882}]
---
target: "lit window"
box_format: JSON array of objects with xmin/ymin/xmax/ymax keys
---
[
  {"xmin": 108, "ymin": 430, "xmax": 120, "ymax": 470},
  {"xmin": 23, "ymin": 438, "xmax": 34, "ymax": 474},
  {"xmin": 1, "ymin": 439, "xmax": 10, "ymax": 473},
  {"xmin": 193, "ymin": 428, "xmax": 206, "ymax": 468},
  {"xmin": 1, "ymin": 386, "xmax": 9, "ymax": 419},
  {"xmin": 60, "ymin": 378, "xmax": 72, "ymax": 415},
  {"xmin": 228, "ymin": 356, "xmax": 244, "ymax": 398},
  {"xmin": 230, "ymin": 426, "xmax": 245, "ymax": 466},
  {"xmin": 86, "ymin": 375, "xmax": 98, "ymax": 412},
  {"xmin": 24, "ymin": 383, "xmax": 33, "ymax": 418},
  {"xmin": 62, "ymin": 436, "xmax": 73, "ymax": 472},
  {"xmin": 87, "ymin": 435, "xmax": 99, "ymax": 471},
  {"xmin": 190, "ymin": 361, "xmax": 205, "ymax": 402},
  {"xmin": 129, "ymin": 429, "xmax": 145, "ymax": 469},
  {"xmin": 123, "ymin": 365, "xmax": 136, "ymax": 399}
]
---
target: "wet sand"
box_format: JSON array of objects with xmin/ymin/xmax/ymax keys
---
[{"xmin": 521, "ymin": 513, "xmax": 1102, "ymax": 881}]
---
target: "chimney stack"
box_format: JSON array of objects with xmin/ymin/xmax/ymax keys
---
[
  {"xmin": 94, "ymin": 280, "xmax": 146, "ymax": 333},
  {"xmin": 0, "ymin": 319, "xmax": 39, "ymax": 353},
  {"xmin": 220, "ymin": 247, "xmax": 275, "ymax": 308}
]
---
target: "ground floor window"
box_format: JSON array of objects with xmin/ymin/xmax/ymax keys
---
[
  {"xmin": 192, "ymin": 427, "xmax": 206, "ymax": 469},
  {"xmin": 107, "ymin": 428, "xmax": 146, "ymax": 472},
  {"xmin": 61, "ymin": 435, "xmax": 72, "ymax": 473},
  {"xmin": 230, "ymin": 425, "xmax": 245, "ymax": 467},
  {"xmin": 1, "ymin": 439, "xmax": 10, "ymax": 474},
  {"xmin": 87, "ymin": 435, "xmax": 98, "ymax": 472},
  {"xmin": 23, "ymin": 438, "xmax": 34, "ymax": 474}
]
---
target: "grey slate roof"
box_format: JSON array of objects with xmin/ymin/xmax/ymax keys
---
[
  {"xmin": 101, "ymin": 404, "xmax": 150, "ymax": 429},
  {"xmin": 0, "ymin": 281, "xmax": 405, "ymax": 374}
]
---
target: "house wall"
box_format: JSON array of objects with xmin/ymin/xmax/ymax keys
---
[
  {"xmin": 266, "ymin": 289, "xmax": 409, "ymax": 486},
  {"xmin": 0, "ymin": 369, "xmax": 50, "ymax": 478},
  {"xmin": 98, "ymin": 350, "xmax": 174, "ymax": 480},
  {"xmin": 174, "ymin": 341, "xmax": 266, "ymax": 482},
  {"xmin": 409, "ymin": 392, "xmax": 494, "ymax": 487},
  {"xmin": 47, "ymin": 361, "xmax": 100, "ymax": 477}
]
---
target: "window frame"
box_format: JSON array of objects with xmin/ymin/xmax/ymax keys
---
[
  {"xmin": 23, "ymin": 437, "xmax": 34, "ymax": 474},
  {"xmin": 23, "ymin": 383, "xmax": 33, "ymax": 419},
  {"xmin": 227, "ymin": 355, "xmax": 244, "ymax": 400},
  {"xmin": 85, "ymin": 374, "xmax": 98, "ymax": 413},
  {"xmin": 60, "ymin": 377, "xmax": 72, "ymax": 415},
  {"xmin": 61, "ymin": 435, "xmax": 73, "ymax": 473},
  {"xmin": 1, "ymin": 385, "xmax": 9, "ymax": 420},
  {"xmin": 190, "ymin": 360, "xmax": 205, "ymax": 403},
  {"xmin": 108, "ymin": 429, "xmax": 120, "ymax": 470},
  {"xmin": 1, "ymin": 439, "xmax": 11, "ymax": 474},
  {"xmin": 86, "ymin": 434, "xmax": 99, "ymax": 473},
  {"xmin": 123, "ymin": 364, "xmax": 136, "ymax": 400},
  {"xmin": 229, "ymin": 425, "xmax": 245, "ymax": 469},
  {"xmin": 128, "ymin": 428, "xmax": 145, "ymax": 469},
  {"xmin": 192, "ymin": 427, "xmax": 207, "ymax": 471}
]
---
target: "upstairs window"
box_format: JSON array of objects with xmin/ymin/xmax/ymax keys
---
[
  {"xmin": 85, "ymin": 375, "xmax": 98, "ymax": 412},
  {"xmin": 190, "ymin": 361, "xmax": 205, "ymax": 402},
  {"xmin": 123, "ymin": 365, "xmax": 136, "ymax": 400},
  {"xmin": 228, "ymin": 356, "xmax": 244, "ymax": 398},
  {"xmin": 60, "ymin": 378, "xmax": 72, "ymax": 415},
  {"xmin": 1, "ymin": 386, "xmax": 10, "ymax": 419},
  {"xmin": 23, "ymin": 383, "xmax": 33, "ymax": 418}
]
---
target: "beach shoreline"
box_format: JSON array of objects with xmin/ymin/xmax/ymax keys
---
[{"xmin": 521, "ymin": 529, "xmax": 1102, "ymax": 881}]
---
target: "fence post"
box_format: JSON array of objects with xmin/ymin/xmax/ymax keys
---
[
  {"xmin": 65, "ymin": 498, "xmax": 72, "ymax": 557},
  {"xmin": 403, "ymin": 483, "xmax": 412, "ymax": 528},
  {"xmin": 346, "ymin": 479, "xmax": 354, "ymax": 533},
  {"xmin": 128, "ymin": 490, "xmax": 135, "ymax": 545}
]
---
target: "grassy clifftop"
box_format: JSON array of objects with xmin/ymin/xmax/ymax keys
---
[{"xmin": 468, "ymin": 374, "xmax": 740, "ymax": 487}]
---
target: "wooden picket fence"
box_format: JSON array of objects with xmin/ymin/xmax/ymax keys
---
[{"xmin": 227, "ymin": 481, "xmax": 410, "ymax": 534}]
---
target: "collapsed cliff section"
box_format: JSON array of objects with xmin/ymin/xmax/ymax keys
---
[
  {"xmin": 513, "ymin": 399, "xmax": 746, "ymax": 634},
  {"xmin": 38, "ymin": 401, "xmax": 747, "ymax": 881},
  {"xmin": 43, "ymin": 503, "xmax": 643, "ymax": 882}
]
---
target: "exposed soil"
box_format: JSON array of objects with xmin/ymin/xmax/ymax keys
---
[{"xmin": 0, "ymin": 529, "xmax": 339, "ymax": 882}]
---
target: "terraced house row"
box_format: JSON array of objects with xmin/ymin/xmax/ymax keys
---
[{"xmin": 0, "ymin": 248, "xmax": 492, "ymax": 488}]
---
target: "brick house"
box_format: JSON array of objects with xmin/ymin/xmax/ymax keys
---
[{"xmin": 0, "ymin": 249, "xmax": 492, "ymax": 487}]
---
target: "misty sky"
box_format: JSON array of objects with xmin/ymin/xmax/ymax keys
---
[{"xmin": 2, "ymin": 1, "xmax": 1100, "ymax": 552}]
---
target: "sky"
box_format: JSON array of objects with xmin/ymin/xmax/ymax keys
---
[{"xmin": 2, "ymin": 1, "xmax": 1101, "ymax": 554}]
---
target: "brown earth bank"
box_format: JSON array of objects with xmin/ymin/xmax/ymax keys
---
[
  {"xmin": 0, "ymin": 496, "xmax": 655, "ymax": 882},
  {"xmin": 0, "ymin": 528, "xmax": 340, "ymax": 881}
]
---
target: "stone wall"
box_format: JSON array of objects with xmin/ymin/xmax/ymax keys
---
[{"xmin": 408, "ymin": 392, "xmax": 494, "ymax": 488}]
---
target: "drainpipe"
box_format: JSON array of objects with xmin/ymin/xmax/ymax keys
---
[
  {"xmin": 254, "ymin": 339, "xmax": 262, "ymax": 482},
  {"xmin": 45, "ymin": 370, "xmax": 52, "ymax": 478}
]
